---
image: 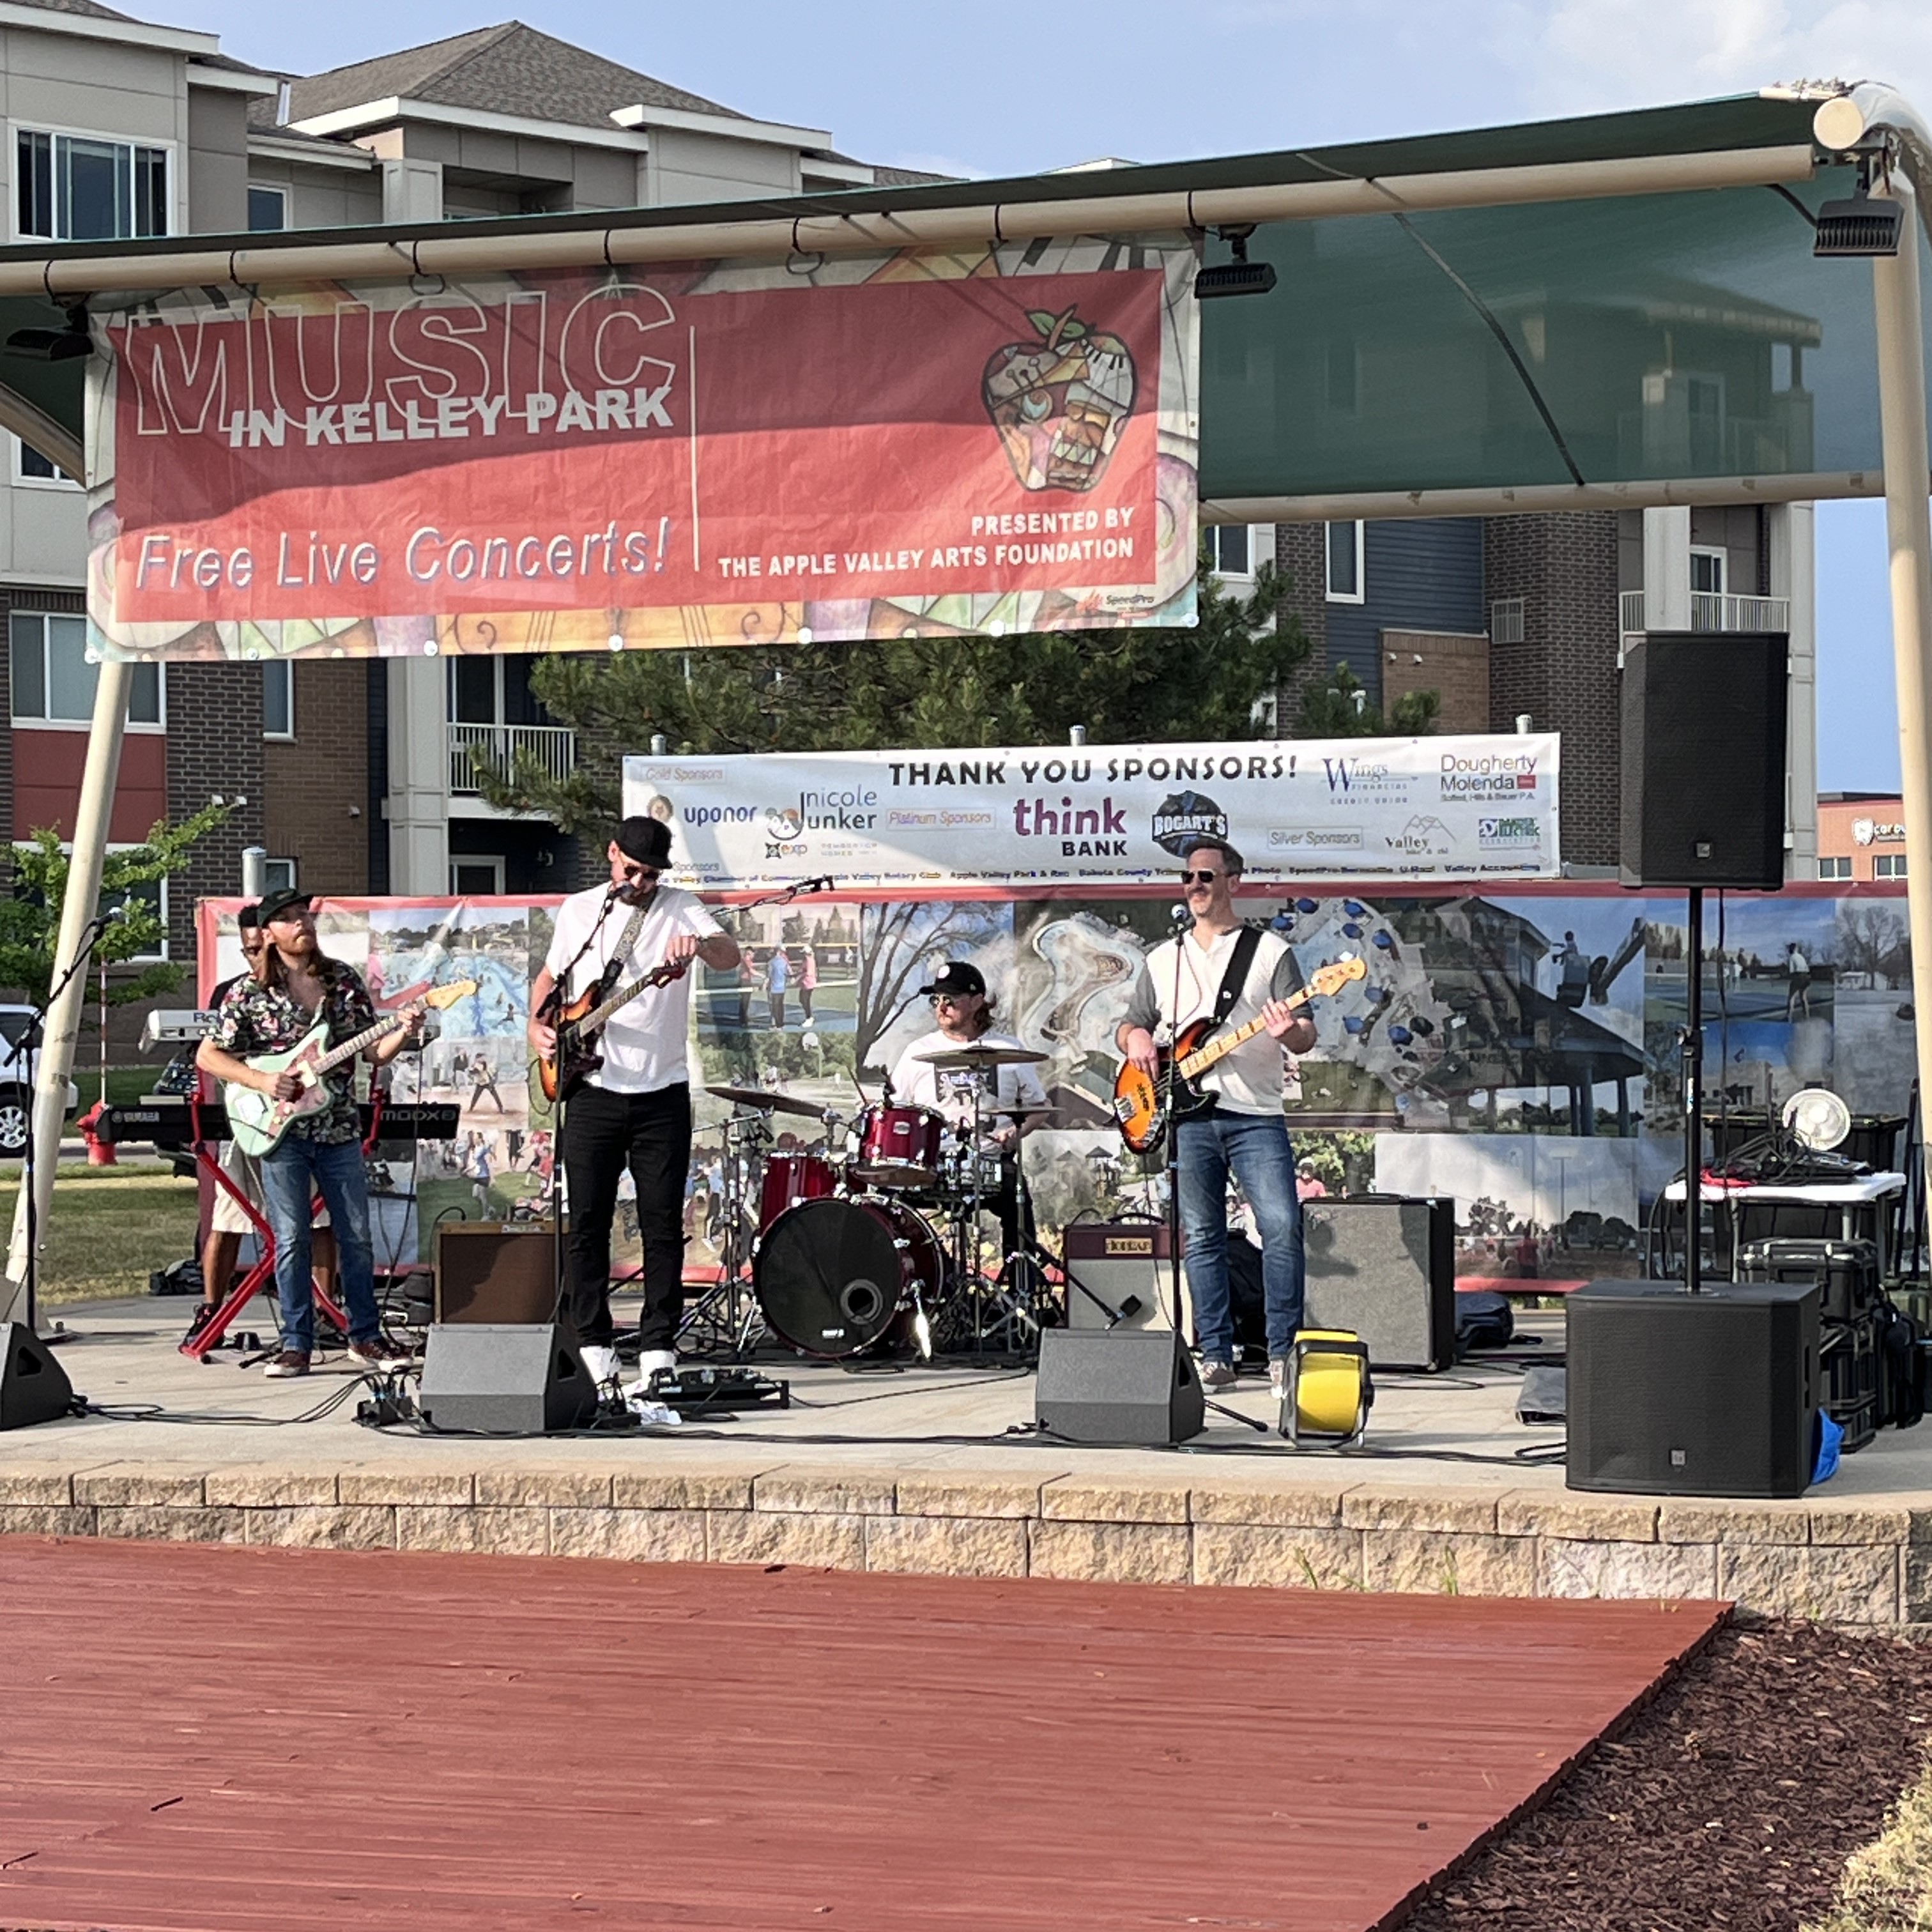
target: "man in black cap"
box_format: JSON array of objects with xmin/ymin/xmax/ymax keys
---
[
  {"xmin": 890, "ymin": 960, "xmax": 1048, "ymax": 1268},
  {"xmin": 526, "ymin": 815, "xmax": 740, "ymax": 1395},
  {"xmin": 197, "ymin": 889, "xmax": 422, "ymax": 1377}
]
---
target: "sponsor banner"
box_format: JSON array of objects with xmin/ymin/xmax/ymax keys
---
[
  {"xmin": 87, "ymin": 243, "xmax": 1199, "ymax": 661},
  {"xmin": 624, "ymin": 733, "xmax": 1561, "ymax": 887}
]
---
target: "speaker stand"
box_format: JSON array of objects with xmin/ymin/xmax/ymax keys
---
[{"xmin": 1683, "ymin": 885, "xmax": 1704, "ymax": 1295}]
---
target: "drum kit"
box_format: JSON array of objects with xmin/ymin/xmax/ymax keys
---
[{"xmin": 681, "ymin": 1042, "xmax": 1055, "ymax": 1363}]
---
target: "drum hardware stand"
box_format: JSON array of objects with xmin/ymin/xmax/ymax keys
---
[{"xmin": 675, "ymin": 1111, "xmax": 769, "ymax": 1358}]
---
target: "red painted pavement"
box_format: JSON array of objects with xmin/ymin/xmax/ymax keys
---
[{"xmin": 0, "ymin": 1535, "xmax": 1724, "ymax": 1932}]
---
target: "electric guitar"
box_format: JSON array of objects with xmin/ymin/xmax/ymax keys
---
[
  {"xmin": 223, "ymin": 981, "xmax": 478, "ymax": 1157},
  {"xmin": 1111, "ymin": 954, "xmax": 1367, "ymax": 1154},
  {"xmin": 536, "ymin": 955, "xmax": 693, "ymax": 1102}
]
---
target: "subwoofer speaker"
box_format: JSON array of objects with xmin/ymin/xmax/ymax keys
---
[
  {"xmin": 1567, "ymin": 1279, "xmax": 1819, "ymax": 1497},
  {"xmin": 434, "ymin": 1221, "xmax": 560, "ymax": 1325},
  {"xmin": 1034, "ymin": 1329, "xmax": 1204, "ymax": 1443},
  {"xmin": 417, "ymin": 1323, "xmax": 596, "ymax": 1434},
  {"xmin": 0, "ymin": 1322, "xmax": 73, "ymax": 1430},
  {"xmin": 1620, "ymin": 631, "xmax": 1788, "ymax": 889},
  {"xmin": 1301, "ymin": 1197, "xmax": 1456, "ymax": 1371}
]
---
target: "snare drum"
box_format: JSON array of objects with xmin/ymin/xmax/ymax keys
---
[
  {"xmin": 755, "ymin": 1195, "xmax": 945, "ymax": 1357},
  {"xmin": 849, "ymin": 1103, "xmax": 944, "ymax": 1188},
  {"xmin": 757, "ymin": 1150, "xmax": 838, "ymax": 1232}
]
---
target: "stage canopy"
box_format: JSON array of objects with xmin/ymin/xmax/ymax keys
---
[{"xmin": 0, "ymin": 87, "xmax": 1924, "ymax": 524}]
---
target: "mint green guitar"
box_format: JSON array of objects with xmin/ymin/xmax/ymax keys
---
[{"xmin": 222, "ymin": 981, "xmax": 476, "ymax": 1156}]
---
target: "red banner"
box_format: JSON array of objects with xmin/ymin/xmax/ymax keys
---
[{"xmin": 89, "ymin": 246, "xmax": 1199, "ymax": 659}]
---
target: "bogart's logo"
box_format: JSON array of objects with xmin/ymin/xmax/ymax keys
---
[
  {"xmin": 1151, "ymin": 789, "xmax": 1230, "ymax": 855},
  {"xmin": 983, "ymin": 305, "xmax": 1137, "ymax": 494}
]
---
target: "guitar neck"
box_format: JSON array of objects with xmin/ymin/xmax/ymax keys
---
[
  {"xmin": 582, "ymin": 966, "xmax": 678, "ymax": 1034},
  {"xmin": 313, "ymin": 1009, "xmax": 409, "ymax": 1076},
  {"xmin": 1175, "ymin": 981, "xmax": 1314, "ymax": 1079}
]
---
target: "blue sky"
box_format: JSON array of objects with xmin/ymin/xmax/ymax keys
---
[{"xmin": 172, "ymin": 0, "xmax": 1931, "ymax": 793}]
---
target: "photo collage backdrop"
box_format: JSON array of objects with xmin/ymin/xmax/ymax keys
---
[{"xmin": 197, "ymin": 883, "xmax": 1916, "ymax": 1286}]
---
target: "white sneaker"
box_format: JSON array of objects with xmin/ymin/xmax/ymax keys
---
[
  {"xmin": 634, "ymin": 1348, "xmax": 678, "ymax": 1378},
  {"xmin": 1269, "ymin": 1358, "xmax": 1289, "ymax": 1403},
  {"xmin": 579, "ymin": 1344, "xmax": 620, "ymax": 1389}
]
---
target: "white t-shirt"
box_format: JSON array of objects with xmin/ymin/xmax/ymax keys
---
[
  {"xmin": 544, "ymin": 884, "xmax": 722, "ymax": 1094},
  {"xmin": 891, "ymin": 1028, "xmax": 1048, "ymax": 1127},
  {"xmin": 1124, "ymin": 926, "xmax": 1303, "ymax": 1117}
]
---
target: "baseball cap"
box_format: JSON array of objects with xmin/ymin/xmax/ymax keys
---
[{"xmin": 919, "ymin": 961, "xmax": 986, "ymax": 999}]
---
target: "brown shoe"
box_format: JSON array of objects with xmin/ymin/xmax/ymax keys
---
[
  {"xmin": 1199, "ymin": 1359, "xmax": 1238, "ymax": 1392},
  {"xmin": 263, "ymin": 1349, "xmax": 311, "ymax": 1379},
  {"xmin": 347, "ymin": 1335, "xmax": 415, "ymax": 1370}
]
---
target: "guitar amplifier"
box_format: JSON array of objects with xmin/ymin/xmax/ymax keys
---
[
  {"xmin": 434, "ymin": 1222, "xmax": 562, "ymax": 1325},
  {"xmin": 1062, "ymin": 1222, "xmax": 1176, "ymax": 1331}
]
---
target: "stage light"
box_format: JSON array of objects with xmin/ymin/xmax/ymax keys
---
[
  {"xmin": 1195, "ymin": 226, "xmax": 1276, "ymax": 300},
  {"xmin": 4, "ymin": 308, "xmax": 90, "ymax": 362},
  {"xmin": 1813, "ymin": 157, "xmax": 1903, "ymax": 258}
]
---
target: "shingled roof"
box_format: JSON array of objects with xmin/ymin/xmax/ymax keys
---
[{"xmin": 285, "ymin": 20, "xmax": 745, "ymax": 131}]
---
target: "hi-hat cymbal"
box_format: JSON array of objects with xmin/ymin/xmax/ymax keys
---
[
  {"xmin": 705, "ymin": 1084, "xmax": 829, "ymax": 1120},
  {"xmin": 915, "ymin": 1044, "xmax": 1049, "ymax": 1070}
]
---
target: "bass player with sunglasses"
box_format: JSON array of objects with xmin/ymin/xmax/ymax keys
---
[{"xmin": 1116, "ymin": 836, "xmax": 1315, "ymax": 1399}]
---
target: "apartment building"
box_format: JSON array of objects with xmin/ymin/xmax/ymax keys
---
[{"xmin": 0, "ymin": 3, "xmax": 936, "ymax": 954}]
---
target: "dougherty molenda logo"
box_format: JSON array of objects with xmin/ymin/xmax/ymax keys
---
[{"xmin": 1151, "ymin": 789, "xmax": 1229, "ymax": 855}]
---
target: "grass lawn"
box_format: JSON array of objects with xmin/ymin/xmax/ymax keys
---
[{"xmin": 0, "ymin": 1163, "xmax": 198, "ymax": 1303}]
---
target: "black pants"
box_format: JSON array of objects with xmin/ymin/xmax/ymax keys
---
[{"xmin": 560, "ymin": 1082, "xmax": 691, "ymax": 1349}]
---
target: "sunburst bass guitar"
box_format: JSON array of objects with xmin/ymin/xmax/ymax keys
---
[
  {"xmin": 224, "ymin": 980, "xmax": 478, "ymax": 1157},
  {"xmin": 1111, "ymin": 954, "xmax": 1367, "ymax": 1154},
  {"xmin": 536, "ymin": 954, "xmax": 692, "ymax": 1103}
]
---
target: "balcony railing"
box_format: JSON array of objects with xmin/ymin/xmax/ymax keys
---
[
  {"xmin": 1618, "ymin": 591, "xmax": 1791, "ymax": 638},
  {"xmin": 447, "ymin": 722, "xmax": 576, "ymax": 796}
]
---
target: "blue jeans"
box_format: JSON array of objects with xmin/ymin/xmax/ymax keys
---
[
  {"xmin": 259, "ymin": 1135, "xmax": 379, "ymax": 1353},
  {"xmin": 1176, "ymin": 1108, "xmax": 1304, "ymax": 1363}
]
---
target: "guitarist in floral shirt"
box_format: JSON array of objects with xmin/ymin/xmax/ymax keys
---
[{"xmin": 197, "ymin": 888, "xmax": 422, "ymax": 1378}]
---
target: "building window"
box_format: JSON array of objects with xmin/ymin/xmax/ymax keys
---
[
  {"xmin": 1326, "ymin": 520, "xmax": 1365, "ymax": 602},
  {"xmin": 450, "ymin": 858, "xmax": 505, "ymax": 895},
  {"xmin": 262, "ymin": 659, "xmax": 293, "ymax": 738},
  {"xmin": 16, "ymin": 130, "xmax": 167, "ymax": 241},
  {"xmin": 260, "ymin": 857, "xmax": 297, "ymax": 894},
  {"xmin": 247, "ymin": 184, "xmax": 288, "ymax": 232},
  {"xmin": 1690, "ymin": 548, "xmax": 1726, "ymax": 596},
  {"xmin": 13, "ymin": 438, "xmax": 76, "ymax": 487},
  {"xmin": 1876, "ymin": 854, "xmax": 1908, "ymax": 879},
  {"xmin": 10, "ymin": 612, "xmax": 161, "ymax": 726},
  {"xmin": 1205, "ymin": 525, "xmax": 1250, "ymax": 578},
  {"xmin": 1490, "ymin": 597, "xmax": 1525, "ymax": 645},
  {"xmin": 1818, "ymin": 856, "xmax": 1853, "ymax": 880},
  {"xmin": 448, "ymin": 655, "xmax": 501, "ymax": 725}
]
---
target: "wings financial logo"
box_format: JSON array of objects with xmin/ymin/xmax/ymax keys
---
[{"xmin": 1151, "ymin": 788, "xmax": 1230, "ymax": 854}]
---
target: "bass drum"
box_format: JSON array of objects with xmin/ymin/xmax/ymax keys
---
[{"xmin": 755, "ymin": 1197, "xmax": 944, "ymax": 1358}]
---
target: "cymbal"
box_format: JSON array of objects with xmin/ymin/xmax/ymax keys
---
[
  {"xmin": 705, "ymin": 1084, "xmax": 828, "ymax": 1120},
  {"xmin": 915, "ymin": 1044, "xmax": 1049, "ymax": 1070}
]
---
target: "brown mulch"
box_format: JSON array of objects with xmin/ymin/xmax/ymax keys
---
[{"xmin": 1400, "ymin": 1621, "xmax": 1932, "ymax": 1932}]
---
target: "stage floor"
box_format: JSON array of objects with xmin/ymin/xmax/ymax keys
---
[
  {"xmin": 18, "ymin": 1291, "xmax": 1932, "ymax": 1502},
  {"xmin": 8, "ymin": 1294, "xmax": 1932, "ymax": 1625},
  {"xmin": 0, "ymin": 1534, "xmax": 1723, "ymax": 1932}
]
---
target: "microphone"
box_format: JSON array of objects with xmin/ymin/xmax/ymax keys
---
[
  {"xmin": 798, "ymin": 875, "xmax": 837, "ymax": 893},
  {"xmin": 1169, "ymin": 903, "xmax": 1194, "ymax": 930}
]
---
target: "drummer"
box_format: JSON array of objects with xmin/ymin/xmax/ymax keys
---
[{"xmin": 890, "ymin": 962, "xmax": 1048, "ymax": 1260}]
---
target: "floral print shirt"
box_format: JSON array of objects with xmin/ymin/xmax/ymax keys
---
[{"xmin": 210, "ymin": 957, "xmax": 376, "ymax": 1144}]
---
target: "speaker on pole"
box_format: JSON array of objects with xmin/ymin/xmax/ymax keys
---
[
  {"xmin": 1620, "ymin": 631, "xmax": 1788, "ymax": 889},
  {"xmin": 0, "ymin": 1321, "xmax": 75, "ymax": 1430},
  {"xmin": 1035, "ymin": 1328, "xmax": 1204, "ymax": 1444},
  {"xmin": 418, "ymin": 1324, "xmax": 596, "ymax": 1434}
]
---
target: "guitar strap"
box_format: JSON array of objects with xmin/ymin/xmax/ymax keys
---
[
  {"xmin": 1208, "ymin": 925, "xmax": 1264, "ymax": 1034},
  {"xmin": 585, "ymin": 902, "xmax": 651, "ymax": 999}
]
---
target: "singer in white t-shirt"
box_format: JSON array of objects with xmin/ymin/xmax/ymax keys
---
[{"xmin": 526, "ymin": 815, "xmax": 740, "ymax": 1394}]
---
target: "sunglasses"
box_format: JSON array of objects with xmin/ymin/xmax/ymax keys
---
[
  {"xmin": 930, "ymin": 992, "xmax": 978, "ymax": 1006},
  {"xmin": 618, "ymin": 863, "xmax": 661, "ymax": 882},
  {"xmin": 1178, "ymin": 870, "xmax": 1226, "ymax": 885}
]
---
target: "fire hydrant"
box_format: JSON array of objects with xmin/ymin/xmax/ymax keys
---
[{"xmin": 77, "ymin": 1100, "xmax": 116, "ymax": 1167}]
